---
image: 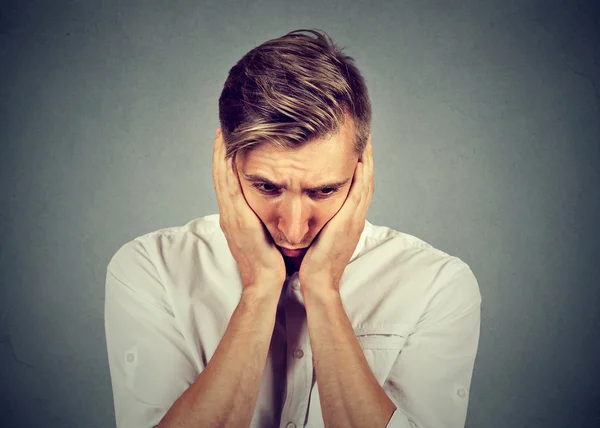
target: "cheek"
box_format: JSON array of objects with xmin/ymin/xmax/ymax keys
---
[
  {"xmin": 239, "ymin": 183, "xmax": 281, "ymax": 230},
  {"xmin": 242, "ymin": 189, "xmax": 273, "ymax": 222},
  {"xmin": 311, "ymin": 193, "xmax": 348, "ymax": 229}
]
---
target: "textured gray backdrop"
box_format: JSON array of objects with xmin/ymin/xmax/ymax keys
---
[{"xmin": 1, "ymin": 0, "xmax": 599, "ymax": 427}]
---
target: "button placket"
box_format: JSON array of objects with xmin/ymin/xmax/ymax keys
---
[{"xmin": 279, "ymin": 280, "xmax": 312, "ymax": 427}]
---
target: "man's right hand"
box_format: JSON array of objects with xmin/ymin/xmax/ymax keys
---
[
  {"xmin": 212, "ymin": 128, "xmax": 286, "ymax": 291},
  {"xmin": 156, "ymin": 128, "xmax": 285, "ymax": 428}
]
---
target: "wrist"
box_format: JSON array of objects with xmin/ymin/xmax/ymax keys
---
[
  {"xmin": 241, "ymin": 280, "xmax": 283, "ymax": 305},
  {"xmin": 302, "ymin": 281, "xmax": 341, "ymax": 307}
]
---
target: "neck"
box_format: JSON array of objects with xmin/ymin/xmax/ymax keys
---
[{"xmin": 284, "ymin": 255, "xmax": 303, "ymax": 276}]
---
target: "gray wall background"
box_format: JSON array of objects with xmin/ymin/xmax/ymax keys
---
[{"xmin": 1, "ymin": 0, "xmax": 598, "ymax": 427}]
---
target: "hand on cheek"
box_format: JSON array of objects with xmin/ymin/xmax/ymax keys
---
[
  {"xmin": 212, "ymin": 129, "xmax": 286, "ymax": 291},
  {"xmin": 299, "ymin": 136, "xmax": 374, "ymax": 294}
]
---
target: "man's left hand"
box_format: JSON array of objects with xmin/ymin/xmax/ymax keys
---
[{"xmin": 299, "ymin": 135, "xmax": 374, "ymax": 293}]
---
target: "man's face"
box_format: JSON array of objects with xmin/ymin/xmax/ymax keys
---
[{"xmin": 235, "ymin": 120, "xmax": 359, "ymax": 264}]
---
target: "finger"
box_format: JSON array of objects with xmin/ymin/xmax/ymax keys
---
[
  {"xmin": 213, "ymin": 131, "xmax": 225, "ymax": 201},
  {"xmin": 212, "ymin": 128, "xmax": 222, "ymax": 174},
  {"xmin": 359, "ymin": 140, "xmax": 373, "ymax": 214},
  {"xmin": 337, "ymin": 161, "xmax": 364, "ymax": 220},
  {"xmin": 367, "ymin": 135, "xmax": 373, "ymax": 163},
  {"xmin": 213, "ymin": 130, "xmax": 235, "ymax": 224},
  {"xmin": 212, "ymin": 131, "xmax": 223, "ymax": 201},
  {"xmin": 220, "ymin": 149, "xmax": 242, "ymax": 226},
  {"xmin": 365, "ymin": 135, "xmax": 374, "ymax": 198},
  {"xmin": 226, "ymin": 155, "xmax": 241, "ymax": 198},
  {"xmin": 212, "ymin": 128, "xmax": 224, "ymax": 185},
  {"xmin": 226, "ymin": 154, "xmax": 254, "ymax": 216},
  {"xmin": 347, "ymin": 150, "xmax": 372, "ymax": 220},
  {"xmin": 355, "ymin": 162, "xmax": 366, "ymax": 206}
]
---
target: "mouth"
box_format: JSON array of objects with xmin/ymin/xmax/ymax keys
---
[{"xmin": 278, "ymin": 246, "xmax": 308, "ymax": 257}]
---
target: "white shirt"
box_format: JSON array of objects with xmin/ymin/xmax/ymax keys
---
[{"xmin": 105, "ymin": 214, "xmax": 481, "ymax": 428}]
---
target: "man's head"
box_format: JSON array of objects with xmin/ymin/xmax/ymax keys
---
[{"xmin": 217, "ymin": 29, "xmax": 372, "ymax": 261}]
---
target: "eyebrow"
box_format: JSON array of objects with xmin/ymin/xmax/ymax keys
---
[{"xmin": 242, "ymin": 173, "xmax": 351, "ymax": 191}]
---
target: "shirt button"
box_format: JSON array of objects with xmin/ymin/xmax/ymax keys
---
[
  {"xmin": 457, "ymin": 388, "xmax": 466, "ymax": 398},
  {"xmin": 293, "ymin": 349, "xmax": 304, "ymax": 359},
  {"xmin": 126, "ymin": 353, "xmax": 135, "ymax": 363},
  {"xmin": 286, "ymin": 423, "xmax": 296, "ymax": 428}
]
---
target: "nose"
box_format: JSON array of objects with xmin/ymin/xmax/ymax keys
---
[{"xmin": 277, "ymin": 197, "xmax": 309, "ymax": 247}]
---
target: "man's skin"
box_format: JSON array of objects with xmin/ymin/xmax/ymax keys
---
[{"xmin": 158, "ymin": 120, "xmax": 396, "ymax": 428}]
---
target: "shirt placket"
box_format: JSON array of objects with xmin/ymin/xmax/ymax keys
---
[{"xmin": 279, "ymin": 273, "xmax": 313, "ymax": 428}]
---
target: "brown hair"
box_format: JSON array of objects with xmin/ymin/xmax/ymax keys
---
[{"xmin": 218, "ymin": 29, "xmax": 372, "ymax": 160}]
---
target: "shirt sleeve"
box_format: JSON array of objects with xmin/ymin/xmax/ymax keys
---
[
  {"xmin": 384, "ymin": 262, "xmax": 482, "ymax": 428},
  {"xmin": 104, "ymin": 239, "xmax": 198, "ymax": 428}
]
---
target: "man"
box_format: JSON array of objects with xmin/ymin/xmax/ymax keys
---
[{"xmin": 104, "ymin": 29, "xmax": 481, "ymax": 428}]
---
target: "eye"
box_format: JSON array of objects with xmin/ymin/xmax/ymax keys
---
[
  {"xmin": 310, "ymin": 187, "xmax": 340, "ymax": 200},
  {"xmin": 253, "ymin": 183, "xmax": 281, "ymax": 195}
]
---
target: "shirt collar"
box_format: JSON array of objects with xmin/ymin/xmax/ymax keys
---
[{"xmin": 349, "ymin": 218, "xmax": 369, "ymax": 264}]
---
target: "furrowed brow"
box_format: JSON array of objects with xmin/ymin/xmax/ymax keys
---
[
  {"xmin": 242, "ymin": 174, "xmax": 284, "ymax": 187},
  {"xmin": 242, "ymin": 174, "xmax": 351, "ymax": 191},
  {"xmin": 310, "ymin": 178, "xmax": 351, "ymax": 191}
]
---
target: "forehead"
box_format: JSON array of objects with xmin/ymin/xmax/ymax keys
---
[{"xmin": 237, "ymin": 122, "xmax": 357, "ymax": 180}]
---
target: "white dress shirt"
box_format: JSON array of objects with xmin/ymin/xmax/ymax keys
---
[{"xmin": 105, "ymin": 214, "xmax": 481, "ymax": 428}]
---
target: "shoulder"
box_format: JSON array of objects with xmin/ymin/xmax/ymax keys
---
[
  {"xmin": 360, "ymin": 220, "xmax": 460, "ymax": 268},
  {"xmin": 360, "ymin": 220, "xmax": 481, "ymax": 306},
  {"xmin": 108, "ymin": 214, "xmax": 222, "ymax": 267},
  {"xmin": 362, "ymin": 219, "xmax": 450, "ymax": 257},
  {"xmin": 105, "ymin": 214, "xmax": 227, "ymax": 298}
]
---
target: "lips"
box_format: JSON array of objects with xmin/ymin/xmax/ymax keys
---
[{"xmin": 279, "ymin": 246, "xmax": 308, "ymax": 257}]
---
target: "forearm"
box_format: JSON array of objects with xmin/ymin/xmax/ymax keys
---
[
  {"xmin": 158, "ymin": 286, "xmax": 280, "ymax": 428},
  {"xmin": 304, "ymin": 287, "xmax": 396, "ymax": 428}
]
